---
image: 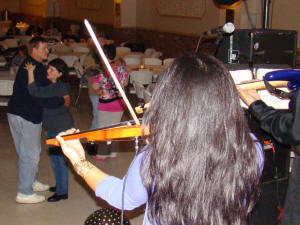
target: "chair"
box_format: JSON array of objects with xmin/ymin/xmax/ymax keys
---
[
  {"xmin": 123, "ymin": 56, "xmax": 141, "ymax": 67},
  {"xmin": 143, "ymin": 58, "xmax": 162, "ymax": 66},
  {"xmin": 71, "ymin": 45, "xmax": 89, "ymax": 53},
  {"xmin": 116, "ymin": 46, "xmax": 131, "ymax": 58},
  {"xmin": 70, "ymin": 24, "xmax": 80, "ymax": 36},
  {"xmin": 130, "ymin": 69, "xmax": 153, "ymax": 85},
  {"xmin": 123, "ymin": 54, "xmax": 143, "ymax": 59},
  {"xmin": 143, "ymin": 89, "xmax": 152, "ymax": 103},
  {"xmin": 73, "ymin": 60, "xmax": 84, "ymax": 79},
  {"xmin": 151, "ymin": 51, "xmax": 163, "ymax": 58},
  {"xmin": 163, "ymin": 58, "xmax": 175, "ymax": 67},
  {"xmin": 0, "ymin": 80, "xmax": 14, "ymax": 106},
  {"xmin": 47, "ymin": 53, "xmax": 59, "ymax": 62},
  {"xmin": 144, "ymin": 48, "xmax": 155, "ymax": 57},
  {"xmin": 52, "ymin": 44, "xmax": 73, "ymax": 53},
  {"xmin": 0, "ymin": 55, "xmax": 7, "ymax": 67},
  {"xmin": 79, "ymin": 54, "xmax": 87, "ymax": 67},
  {"xmin": 132, "ymin": 81, "xmax": 145, "ymax": 99}
]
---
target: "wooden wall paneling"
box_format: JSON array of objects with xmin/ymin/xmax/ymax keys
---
[
  {"xmin": 27, "ymin": 0, "xmax": 43, "ymax": 6},
  {"xmin": 76, "ymin": 0, "xmax": 101, "ymax": 9},
  {"xmin": 154, "ymin": 0, "xmax": 206, "ymax": 18}
]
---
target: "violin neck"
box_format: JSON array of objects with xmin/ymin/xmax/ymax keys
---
[{"xmin": 237, "ymin": 80, "xmax": 288, "ymax": 90}]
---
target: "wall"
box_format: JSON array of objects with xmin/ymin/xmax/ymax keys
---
[
  {"xmin": 239, "ymin": 0, "xmax": 300, "ymax": 47},
  {"xmin": 121, "ymin": 0, "xmax": 137, "ymax": 28},
  {"xmin": 57, "ymin": 0, "xmax": 114, "ymax": 26},
  {"xmin": 136, "ymin": 0, "xmax": 224, "ymax": 36},
  {"xmin": 271, "ymin": 0, "xmax": 300, "ymax": 32},
  {"xmin": 0, "ymin": 0, "xmax": 20, "ymax": 13},
  {"xmin": 19, "ymin": 0, "xmax": 46, "ymax": 17},
  {"xmin": 10, "ymin": 0, "xmax": 114, "ymax": 26}
]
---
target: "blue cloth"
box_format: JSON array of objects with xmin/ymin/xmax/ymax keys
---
[
  {"xmin": 47, "ymin": 131, "xmax": 68, "ymax": 195},
  {"xmin": 7, "ymin": 113, "xmax": 42, "ymax": 195},
  {"xmin": 7, "ymin": 56, "xmax": 64, "ymax": 124},
  {"xmin": 95, "ymin": 137, "xmax": 264, "ymax": 225},
  {"xmin": 89, "ymin": 94, "xmax": 99, "ymax": 129}
]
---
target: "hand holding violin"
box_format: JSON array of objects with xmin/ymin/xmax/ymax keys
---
[
  {"xmin": 56, "ymin": 128, "xmax": 109, "ymax": 191},
  {"xmin": 56, "ymin": 128, "xmax": 86, "ymax": 165},
  {"xmin": 237, "ymin": 87, "xmax": 261, "ymax": 106}
]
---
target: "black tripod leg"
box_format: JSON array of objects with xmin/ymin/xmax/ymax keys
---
[{"xmin": 74, "ymin": 81, "xmax": 83, "ymax": 107}]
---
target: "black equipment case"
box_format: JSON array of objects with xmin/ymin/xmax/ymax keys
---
[{"xmin": 216, "ymin": 29, "xmax": 298, "ymax": 69}]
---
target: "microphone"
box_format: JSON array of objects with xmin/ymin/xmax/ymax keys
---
[{"xmin": 203, "ymin": 22, "xmax": 235, "ymax": 35}]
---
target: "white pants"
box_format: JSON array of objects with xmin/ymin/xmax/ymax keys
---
[{"xmin": 97, "ymin": 110, "xmax": 124, "ymax": 128}]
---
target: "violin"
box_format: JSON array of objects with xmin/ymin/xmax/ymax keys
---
[{"xmin": 46, "ymin": 121, "xmax": 149, "ymax": 147}]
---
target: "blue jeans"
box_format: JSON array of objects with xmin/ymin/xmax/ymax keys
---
[
  {"xmin": 89, "ymin": 94, "xmax": 99, "ymax": 129},
  {"xmin": 47, "ymin": 130, "xmax": 68, "ymax": 195},
  {"xmin": 7, "ymin": 113, "xmax": 42, "ymax": 195}
]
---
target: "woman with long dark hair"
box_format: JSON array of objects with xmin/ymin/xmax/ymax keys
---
[{"xmin": 56, "ymin": 54, "xmax": 263, "ymax": 225}]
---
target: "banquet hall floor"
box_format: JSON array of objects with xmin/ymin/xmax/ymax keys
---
[{"xmin": 0, "ymin": 84, "xmax": 145, "ymax": 225}]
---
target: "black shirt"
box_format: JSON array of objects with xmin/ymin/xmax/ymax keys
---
[{"xmin": 249, "ymin": 91, "xmax": 300, "ymax": 154}]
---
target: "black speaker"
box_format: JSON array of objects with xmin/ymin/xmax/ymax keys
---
[{"xmin": 216, "ymin": 29, "xmax": 298, "ymax": 69}]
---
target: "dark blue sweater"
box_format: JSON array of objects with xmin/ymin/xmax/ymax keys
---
[{"xmin": 7, "ymin": 56, "xmax": 64, "ymax": 124}]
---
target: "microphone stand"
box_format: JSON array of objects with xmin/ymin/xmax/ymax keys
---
[
  {"xmin": 194, "ymin": 33, "xmax": 204, "ymax": 54},
  {"xmin": 212, "ymin": 32, "xmax": 224, "ymax": 56}
]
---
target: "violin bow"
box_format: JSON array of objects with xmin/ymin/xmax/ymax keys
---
[{"xmin": 84, "ymin": 19, "xmax": 140, "ymax": 125}]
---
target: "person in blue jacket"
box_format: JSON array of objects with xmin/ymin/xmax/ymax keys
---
[{"xmin": 57, "ymin": 54, "xmax": 263, "ymax": 225}]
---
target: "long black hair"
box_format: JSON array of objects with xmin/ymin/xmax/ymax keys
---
[{"xmin": 141, "ymin": 54, "xmax": 260, "ymax": 225}]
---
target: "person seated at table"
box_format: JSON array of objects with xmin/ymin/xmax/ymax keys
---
[
  {"xmin": 92, "ymin": 44, "xmax": 128, "ymax": 159},
  {"xmin": 11, "ymin": 45, "xmax": 28, "ymax": 70},
  {"xmin": 25, "ymin": 58, "xmax": 74, "ymax": 202},
  {"xmin": 6, "ymin": 22, "xmax": 20, "ymax": 36},
  {"xmin": 45, "ymin": 22, "xmax": 61, "ymax": 37},
  {"xmin": 62, "ymin": 29, "xmax": 79, "ymax": 43},
  {"xmin": 25, "ymin": 20, "xmax": 43, "ymax": 36},
  {"xmin": 56, "ymin": 54, "xmax": 263, "ymax": 225}
]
